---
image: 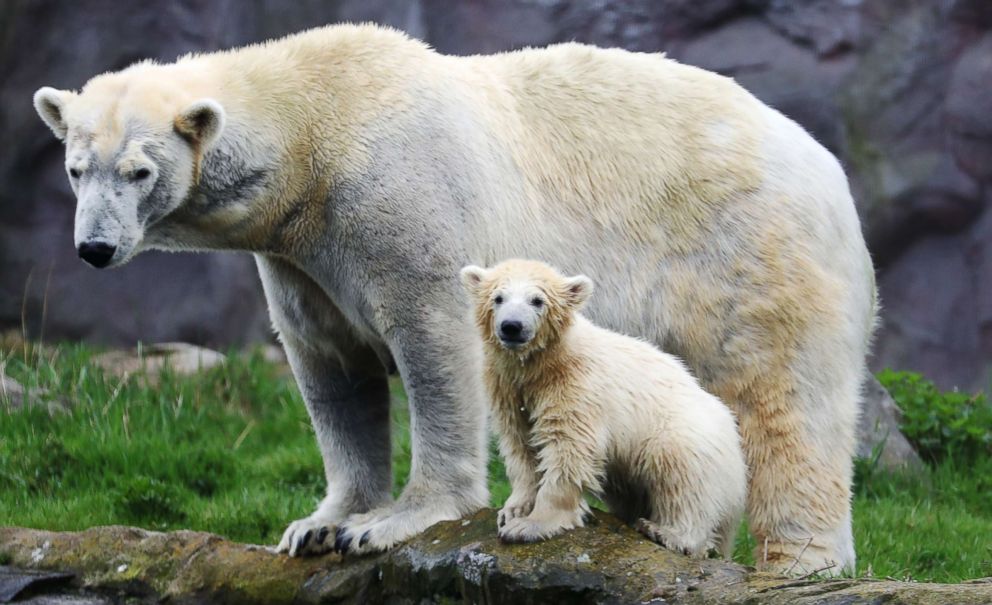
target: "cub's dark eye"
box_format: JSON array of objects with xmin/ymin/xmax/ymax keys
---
[
  {"xmin": 132, "ymin": 168, "xmax": 152, "ymax": 181},
  {"xmin": 494, "ymin": 295, "xmax": 504, "ymax": 305},
  {"xmin": 531, "ymin": 297, "xmax": 544, "ymax": 308},
  {"xmin": 68, "ymin": 168, "xmax": 81, "ymax": 179}
]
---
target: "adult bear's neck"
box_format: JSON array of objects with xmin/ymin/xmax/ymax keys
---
[
  {"xmin": 161, "ymin": 61, "xmax": 321, "ymax": 255},
  {"xmin": 164, "ymin": 25, "xmax": 435, "ymax": 256}
]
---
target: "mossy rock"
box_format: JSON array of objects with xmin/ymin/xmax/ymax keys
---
[{"xmin": 2, "ymin": 510, "xmax": 990, "ymax": 604}]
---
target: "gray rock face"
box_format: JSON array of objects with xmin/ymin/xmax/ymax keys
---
[
  {"xmin": 0, "ymin": 369, "xmax": 66, "ymax": 413},
  {"xmin": 858, "ymin": 376, "xmax": 924, "ymax": 469},
  {"xmin": 0, "ymin": 372, "xmax": 32, "ymax": 411},
  {"xmin": 1, "ymin": 0, "xmax": 990, "ymax": 391},
  {"xmin": 88, "ymin": 342, "xmax": 226, "ymax": 383}
]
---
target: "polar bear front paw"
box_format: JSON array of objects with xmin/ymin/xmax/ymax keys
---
[
  {"xmin": 277, "ymin": 514, "xmax": 339, "ymax": 557},
  {"xmin": 331, "ymin": 501, "xmax": 465, "ymax": 556},
  {"xmin": 498, "ymin": 510, "xmax": 583, "ymax": 543}
]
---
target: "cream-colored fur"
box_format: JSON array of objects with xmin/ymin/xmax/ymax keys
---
[
  {"xmin": 461, "ymin": 260, "xmax": 747, "ymax": 556},
  {"xmin": 34, "ymin": 24, "xmax": 875, "ymax": 571}
]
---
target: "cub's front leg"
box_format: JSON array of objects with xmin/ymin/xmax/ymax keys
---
[
  {"xmin": 492, "ymin": 404, "xmax": 540, "ymax": 529},
  {"xmin": 499, "ymin": 406, "xmax": 601, "ymax": 543}
]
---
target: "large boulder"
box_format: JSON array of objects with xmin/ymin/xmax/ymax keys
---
[
  {"xmin": 857, "ymin": 376, "xmax": 923, "ymax": 469},
  {"xmin": 89, "ymin": 342, "xmax": 226, "ymax": 384},
  {"xmin": 2, "ymin": 511, "xmax": 991, "ymax": 604},
  {"xmin": 946, "ymin": 33, "xmax": 992, "ymax": 182}
]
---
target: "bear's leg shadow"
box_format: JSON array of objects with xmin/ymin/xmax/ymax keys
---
[{"xmin": 332, "ymin": 322, "xmax": 490, "ymax": 555}]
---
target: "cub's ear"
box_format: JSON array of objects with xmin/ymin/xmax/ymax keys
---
[
  {"xmin": 562, "ymin": 274, "xmax": 594, "ymax": 308},
  {"xmin": 174, "ymin": 99, "xmax": 226, "ymax": 147},
  {"xmin": 34, "ymin": 87, "xmax": 76, "ymax": 141},
  {"xmin": 460, "ymin": 265, "xmax": 490, "ymax": 294}
]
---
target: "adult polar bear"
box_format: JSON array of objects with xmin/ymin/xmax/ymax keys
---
[{"xmin": 34, "ymin": 24, "xmax": 875, "ymax": 574}]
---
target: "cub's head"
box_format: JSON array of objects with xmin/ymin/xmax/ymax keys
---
[
  {"xmin": 34, "ymin": 64, "xmax": 225, "ymax": 268},
  {"xmin": 460, "ymin": 259, "xmax": 593, "ymax": 356}
]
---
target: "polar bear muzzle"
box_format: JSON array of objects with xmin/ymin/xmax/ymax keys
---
[
  {"xmin": 77, "ymin": 241, "xmax": 117, "ymax": 268},
  {"xmin": 33, "ymin": 77, "xmax": 231, "ymax": 269}
]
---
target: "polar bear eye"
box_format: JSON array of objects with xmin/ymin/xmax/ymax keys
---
[
  {"xmin": 494, "ymin": 295, "xmax": 504, "ymax": 305},
  {"xmin": 68, "ymin": 168, "xmax": 81, "ymax": 179},
  {"xmin": 530, "ymin": 297, "xmax": 544, "ymax": 308},
  {"xmin": 132, "ymin": 168, "xmax": 152, "ymax": 181}
]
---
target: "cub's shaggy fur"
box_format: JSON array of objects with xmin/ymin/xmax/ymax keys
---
[{"xmin": 462, "ymin": 259, "xmax": 747, "ymax": 556}]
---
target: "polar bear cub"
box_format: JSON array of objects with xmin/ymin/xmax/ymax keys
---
[{"xmin": 460, "ymin": 259, "xmax": 747, "ymax": 557}]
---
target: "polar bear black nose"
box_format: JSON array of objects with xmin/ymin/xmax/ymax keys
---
[
  {"xmin": 500, "ymin": 320, "xmax": 523, "ymax": 339},
  {"xmin": 78, "ymin": 241, "xmax": 116, "ymax": 268}
]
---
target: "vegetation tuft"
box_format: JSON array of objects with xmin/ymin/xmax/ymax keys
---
[{"xmin": 877, "ymin": 369, "xmax": 992, "ymax": 464}]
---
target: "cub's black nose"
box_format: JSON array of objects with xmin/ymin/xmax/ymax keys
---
[
  {"xmin": 500, "ymin": 320, "xmax": 523, "ymax": 339},
  {"xmin": 77, "ymin": 241, "xmax": 116, "ymax": 268}
]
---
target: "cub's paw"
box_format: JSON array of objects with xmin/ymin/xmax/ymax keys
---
[
  {"xmin": 498, "ymin": 512, "xmax": 582, "ymax": 544},
  {"xmin": 635, "ymin": 518, "xmax": 701, "ymax": 557},
  {"xmin": 277, "ymin": 515, "xmax": 338, "ymax": 557},
  {"xmin": 497, "ymin": 500, "xmax": 535, "ymax": 529}
]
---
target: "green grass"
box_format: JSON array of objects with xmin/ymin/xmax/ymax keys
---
[
  {"xmin": 851, "ymin": 454, "xmax": 992, "ymax": 581},
  {"xmin": 0, "ymin": 343, "xmax": 510, "ymax": 544},
  {"xmin": 1, "ymin": 345, "xmax": 989, "ymax": 582}
]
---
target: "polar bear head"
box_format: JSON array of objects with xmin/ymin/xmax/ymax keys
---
[
  {"xmin": 460, "ymin": 259, "xmax": 593, "ymax": 356},
  {"xmin": 33, "ymin": 66, "xmax": 225, "ymax": 268}
]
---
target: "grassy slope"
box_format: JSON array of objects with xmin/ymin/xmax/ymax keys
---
[{"xmin": 1, "ymin": 346, "xmax": 989, "ymax": 582}]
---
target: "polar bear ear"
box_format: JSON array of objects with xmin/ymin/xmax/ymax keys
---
[
  {"xmin": 562, "ymin": 274, "xmax": 594, "ymax": 308},
  {"xmin": 174, "ymin": 99, "xmax": 226, "ymax": 147},
  {"xmin": 34, "ymin": 87, "xmax": 76, "ymax": 141},
  {"xmin": 460, "ymin": 265, "xmax": 490, "ymax": 294}
]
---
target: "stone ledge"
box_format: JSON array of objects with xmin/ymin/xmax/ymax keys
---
[{"xmin": 1, "ymin": 510, "xmax": 990, "ymax": 604}]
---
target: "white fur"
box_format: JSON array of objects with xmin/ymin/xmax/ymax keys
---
[
  {"xmin": 466, "ymin": 261, "xmax": 747, "ymax": 556},
  {"xmin": 33, "ymin": 25, "xmax": 874, "ymax": 572},
  {"xmin": 34, "ymin": 86, "xmax": 74, "ymax": 140}
]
